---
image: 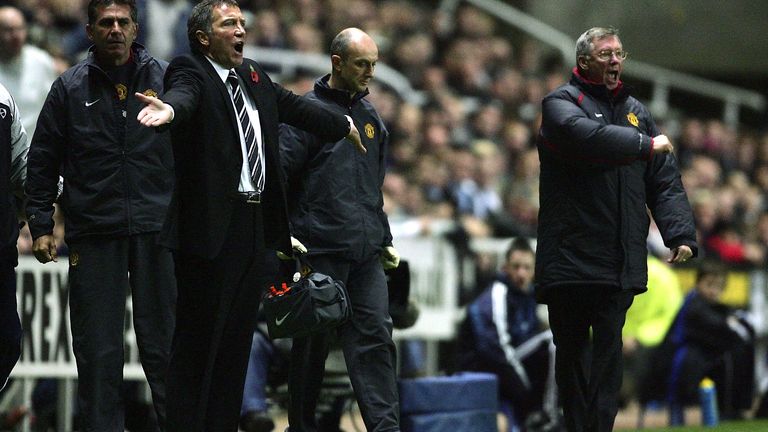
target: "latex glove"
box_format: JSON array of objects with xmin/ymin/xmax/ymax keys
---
[
  {"xmin": 291, "ymin": 236, "xmax": 307, "ymax": 254},
  {"xmin": 276, "ymin": 236, "xmax": 308, "ymax": 260},
  {"xmin": 380, "ymin": 245, "xmax": 400, "ymax": 270}
]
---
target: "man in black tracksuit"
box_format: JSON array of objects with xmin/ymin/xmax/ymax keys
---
[
  {"xmin": 280, "ymin": 28, "xmax": 401, "ymax": 432},
  {"xmin": 0, "ymin": 82, "xmax": 27, "ymax": 391},
  {"xmin": 535, "ymin": 27, "xmax": 697, "ymax": 432},
  {"xmin": 24, "ymin": 1, "xmax": 175, "ymax": 430}
]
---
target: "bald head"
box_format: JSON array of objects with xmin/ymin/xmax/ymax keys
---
[
  {"xmin": 0, "ymin": 6, "xmax": 27, "ymax": 61},
  {"xmin": 329, "ymin": 28, "xmax": 378, "ymax": 95},
  {"xmin": 330, "ymin": 28, "xmax": 375, "ymax": 58}
]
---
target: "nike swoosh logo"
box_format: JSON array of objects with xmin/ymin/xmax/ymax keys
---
[
  {"xmin": 275, "ymin": 311, "xmax": 291, "ymax": 326},
  {"xmin": 595, "ymin": 113, "xmax": 603, "ymax": 118},
  {"xmin": 85, "ymin": 99, "xmax": 101, "ymax": 107}
]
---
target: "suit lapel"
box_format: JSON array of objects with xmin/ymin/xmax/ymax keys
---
[
  {"xmin": 198, "ymin": 54, "xmax": 240, "ymax": 139},
  {"xmin": 235, "ymin": 62, "xmax": 264, "ymax": 114}
]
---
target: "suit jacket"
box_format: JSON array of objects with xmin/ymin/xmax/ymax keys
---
[{"xmin": 159, "ymin": 53, "xmax": 349, "ymax": 259}]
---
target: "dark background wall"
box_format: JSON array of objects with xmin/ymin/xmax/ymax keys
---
[{"xmin": 524, "ymin": 0, "xmax": 768, "ymax": 83}]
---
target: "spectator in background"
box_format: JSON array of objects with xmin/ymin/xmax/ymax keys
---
[
  {"xmin": 0, "ymin": 5, "xmax": 58, "ymax": 138},
  {"xmin": 490, "ymin": 148, "xmax": 539, "ymax": 238},
  {"xmin": 25, "ymin": 1, "xmax": 175, "ymax": 429},
  {"xmin": 0, "ymin": 82, "xmax": 28, "ymax": 392},
  {"xmin": 447, "ymin": 147, "xmax": 479, "ymax": 216},
  {"xmin": 646, "ymin": 260, "xmax": 755, "ymax": 424},
  {"xmin": 704, "ymin": 220, "xmax": 765, "ymax": 266},
  {"xmin": 472, "ymin": 139, "xmax": 504, "ymax": 219},
  {"xmin": 286, "ymin": 22, "xmax": 322, "ymax": 53},
  {"xmin": 535, "ymin": 27, "xmax": 697, "ymax": 431},
  {"xmin": 246, "ymin": 9, "xmax": 284, "ymax": 48},
  {"xmin": 620, "ymin": 254, "xmax": 682, "ymax": 406},
  {"xmin": 137, "ymin": 0, "xmax": 190, "ymax": 61},
  {"xmin": 456, "ymin": 238, "xmax": 559, "ymax": 431},
  {"xmin": 279, "ymin": 27, "xmax": 401, "ymax": 432},
  {"xmin": 689, "ymin": 189, "xmax": 718, "ymax": 245}
]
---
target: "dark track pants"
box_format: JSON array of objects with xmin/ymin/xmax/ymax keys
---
[
  {"xmin": 67, "ymin": 233, "xmax": 176, "ymax": 432},
  {"xmin": 546, "ymin": 285, "xmax": 634, "ymax": 432},
  {"xmin": 0, "ymin": 252, "xmax": 21, "ymax": 391},
  {"xmin": 288, "ymin": 254, "xmax": 400, "ymax": 432}
]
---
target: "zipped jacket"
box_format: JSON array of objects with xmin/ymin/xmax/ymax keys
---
[
  {"xmin": 0, "ymin": 83, "xmax": 28, "ymax": 258},
  {"xmin": 535, "ymin": 69, "xmax": 697, "ymax": 301},
  {"xmin": 280, "ymin": 75, "xmax": 392, "ymax": 261},
  {"xmin": 26, "ymin": 44, "xmax": 172, "ymax": 242}
]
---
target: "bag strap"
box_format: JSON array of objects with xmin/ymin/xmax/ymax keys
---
[{"xmin": 294, "ymin": 253, "xmax": 313, "ymax": 277}]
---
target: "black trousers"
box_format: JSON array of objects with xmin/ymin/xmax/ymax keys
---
[
  {"xmin": 165, "ymin": 203, "xmax": 270, "ymax": 432},
  {"xmin": 67, "ymin": 233, "xmax": 176, "ymax": 432},
  {"xmin": 0, "ymin": 251, "xmax": 21, "ymax": 391},
  {"xmin": 546, "ymin": 285, "xmax": 634, "ymax": 432},
  {"xmin": 288, "ymin": 254, "xmax": 400, "ymax": 432}
]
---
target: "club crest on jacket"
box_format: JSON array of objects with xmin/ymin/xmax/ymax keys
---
[{"xmin": 627, "ymin": 112, "xmax": 639, "ymax": 127}]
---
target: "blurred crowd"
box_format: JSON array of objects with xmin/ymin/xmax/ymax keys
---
[
  {"xmin": 3, "ymin": 1, "xmax": 768, "ymax": 430},
  {"xmin": 7, "ymin": 0, "xmax": 768, "ymax": 272}
]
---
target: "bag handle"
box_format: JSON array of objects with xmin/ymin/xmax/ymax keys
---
[{"xmin": 293, "ymin": 253, "xmax": 313, "ymax": 278}]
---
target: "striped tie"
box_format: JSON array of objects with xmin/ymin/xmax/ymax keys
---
[{"xmin": 227, "ymin": 70, "xmax": 264, "ymax": 192}]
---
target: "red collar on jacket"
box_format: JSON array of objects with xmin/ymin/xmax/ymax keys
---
[{"xmin": 573, "ymin": 67, "xmax": 624, "ymax": 96}]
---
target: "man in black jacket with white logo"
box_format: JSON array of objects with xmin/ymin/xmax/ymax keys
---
[
  {"xmin": 25, "ymin": 1, "xmax": 174, "ymax": 430},
  {"xmin": 535, "ymin": 27, "xmax": 697, "ymax": 432},
  {"xmin": 280, "ymin": 28, "xmax": 401, "ymax": 432}
]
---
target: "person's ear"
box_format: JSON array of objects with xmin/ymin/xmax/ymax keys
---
[
  {"xmin": 577, "ymin": 55, "xmax": 589, "ymax": 71},
  {"xmin": 331, "ymin": 54, "xmax": 343, "ymax": 72},
  {"xmin": 86, "ymin": 24, "xmax": 94, "ymax": 42},
  {"xmin": 196, "ymin": 30, "xmax": 209, "ymax": 48}
]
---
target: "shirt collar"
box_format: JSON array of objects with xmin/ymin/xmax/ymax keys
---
[{"xmin": 205, "ymin": 56, "xmax": 231, "ymax": 83}]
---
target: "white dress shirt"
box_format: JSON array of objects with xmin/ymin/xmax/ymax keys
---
[{"xmin": 205, "ymin": 57, "xmax": 264, "ymax": 192}]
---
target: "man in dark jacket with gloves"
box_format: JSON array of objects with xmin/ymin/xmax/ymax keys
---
[
  {"xmin": 279, "ymin": 28, "xmax": 401, "ymax": 432},
  {"xmin": 535, "ymin": 26, "xmax": 697, "ymax": 432},
  {"xmin": 25, "ymin": 1, "xmax": 175, "ymax": 430}
]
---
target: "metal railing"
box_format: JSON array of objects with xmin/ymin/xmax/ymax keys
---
[
  {"xmin": 440, "ymin": 0, "xmax": 766, "ymax": 128},
  {"xmin": 243, "ymin": 46, "xmax": 426, "ymax": 106}
]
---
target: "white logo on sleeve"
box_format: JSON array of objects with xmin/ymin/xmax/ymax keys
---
[
  {"xmin": 595, "ymin": 113, "xmax": 603, "ymax": 118},
  {"xmin": 85, "ymin": 99, "xmax": 101, "ymax": 107}
]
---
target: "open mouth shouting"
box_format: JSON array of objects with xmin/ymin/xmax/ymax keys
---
[{"xmin": 604, "ymin": 67, "xmax": 621, "ymax": 89}]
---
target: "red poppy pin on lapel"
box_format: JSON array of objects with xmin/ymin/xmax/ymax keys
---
[{"xmin": 249, "ymin": 64, "xmax": 259, "ymax": 83}]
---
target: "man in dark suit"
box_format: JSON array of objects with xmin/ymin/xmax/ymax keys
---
[{"xmin": 135, "ymin": 1, "xmax": 363, "ymax": 431}]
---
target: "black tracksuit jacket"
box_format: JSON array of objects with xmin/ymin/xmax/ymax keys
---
[
  {"xmin": 535, "ymin": 69, "xmax": 698, "ymax": 301},
  {"xmin": 25, "ymin": 44, "xmax": 172, "ymax": 242},
  {"xmin": 279, "ymin": 75, "xmax": 392, "ymax": 261}
]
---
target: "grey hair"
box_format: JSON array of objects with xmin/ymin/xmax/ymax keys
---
[
  {"xmin": 575, "ymin": 27, "xmax": 620, "ymax": 63},
  {"xmin": 187, "ymin": 0, "xmax": 239, "ymax": 54}
]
